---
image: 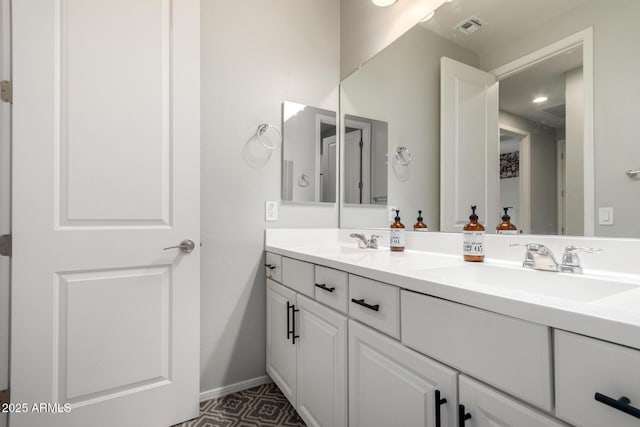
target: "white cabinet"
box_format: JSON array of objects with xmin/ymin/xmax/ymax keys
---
[
  {"xmin": 458, "ymin": 376, "xmax": 568, "ymax": 427},
  {"xmin": 266, "ymin": 278, "xmax": 347, "ymax": 427},
  {"xmin": 297, "ymin": 294, "xmax": 347, "ymax": 427},
  {"xmin": 266, "ymin": 279, "xmax": 297, "ymax": 405},
  {"xmin": 349, "ymin": 274, "xmax": 400, "ymax": 339},
  {"xmin": 349, "ymin": 320, "xmax": 457, "ymax": 427},
  {"xmin": 555, "ymin": 330, "xmax": 640, "ymax": 427}
]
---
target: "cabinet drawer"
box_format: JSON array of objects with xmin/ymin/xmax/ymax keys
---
[
  {"xmin": 555, "ymin": 330, "xmax": 640, "ymax": 427},
  {"xmin": 265, "ymin": 252, "xmax": 283, "ymax": 283},
  {"xmin": 459, "ymin": 376, "xmax": 567, "ymax": 427},
  {"xmin": 282, "ymin": 257, "xmax": 314, "ymax": 297},
  {"xmin": 349, "ymin": 275, "xmax": 399, "ymax": 339},
  {"xmin": 314, "ymin": 265, "xmax": 349, "ymax": 314},
  {"xmin": 401, "ymin": 290, "xmax": 552, "ymax": 411}
]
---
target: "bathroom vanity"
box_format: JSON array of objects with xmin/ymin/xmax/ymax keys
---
[{"xmin": 265, "ymin": 229, "xmax": 640, "ymax": 427}]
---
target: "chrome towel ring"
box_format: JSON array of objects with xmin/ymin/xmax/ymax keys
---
[
  {"xmin": 395, "ymin": 145, "xmax": 412, "ymax": 166},
  {"xmin": 256, "ymin": 123, "xmax": 282, "ymax": 150}
]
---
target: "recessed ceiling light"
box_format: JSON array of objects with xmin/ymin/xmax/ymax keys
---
[
  {"xmin": 421, "ymin": 11, "xmax": 435, "ymax": 22},
  {"xmin": 372, "ymin": 0, "xmax": 397, "ymax": 6},
  {"xmin": 533, "ymin": 96, "xmax": 548, "ymax": 103}
]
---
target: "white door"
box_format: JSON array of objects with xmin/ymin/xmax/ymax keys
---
[
  {"xmin": 459, "ymin": 376, "xmax": 566, "ymax": 427},
  {"xmin": 266, "ymin": 280, "xmax": 297, "ymax": 407},
  {"xmin": 321, "ymin": 135, "xmax": 337, "ymax": 203},
  {"xmin": 349, "ymin": 320, "xmax": 458, "ymax": 427},
  {"xmin": 296, "ymin": 295, "xmax": 347, "ymax": 427},
  {"xmin": 0, "ymin": 0, "xmax": 10, "ymax": 426},
  {"xmin": 11, "ymin": 1, "xmax": 200, "ymax": 426},
  {"xmin": 441, "ymin": 57, "xmax": 499, "ymax": 231}
]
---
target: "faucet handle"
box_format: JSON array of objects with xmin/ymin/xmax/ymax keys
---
[{"xmin": 562, "ymin": 245, "xmax": 602, "ymax": 267}]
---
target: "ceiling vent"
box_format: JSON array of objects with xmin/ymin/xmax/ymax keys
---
[
  {"xmin": 454, "ymin": 16, "xmax": 487, "ymax": 35},
  {"xmin": 542, "ymin": 104, "xmax": 566, "ymax": 118}
]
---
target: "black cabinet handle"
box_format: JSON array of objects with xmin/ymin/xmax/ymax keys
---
[
  {"xmin": 458, "ymin": 404, "xmax": 471, "ymax": 427},
  {"xmin": 435, "ymin": 389, "xmax": 447, "ymax": 427},
  {"xmin": 315, "ymin": 283, "xmax": 336, "ymax": 293},
  {"xmin": 286, "ymin": 301, "xmax": 293, "ymax": 340},
  {"xmin": 351, "ymin": 298, "xmax": 380, "ymax": 312},
  {"xmin": 595, "ymin": 392, "xmax": 640, "ymax": 419},
  {"xmin": 291, "ymin": 304, "xmax": 300, "ymax": 344},
  {"xmin": 264, "ymin": 263, "xmax": 276, "ymax": 270}
]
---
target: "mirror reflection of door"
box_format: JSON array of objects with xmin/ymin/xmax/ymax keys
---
[{"xmin": 343, "ymin": 115, "xmax": 388, "ymax": 205}]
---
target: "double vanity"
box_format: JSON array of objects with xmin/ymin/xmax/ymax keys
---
[{"xmin": 265, "ymin": 229, "xmax": 640, "ymax": 427}]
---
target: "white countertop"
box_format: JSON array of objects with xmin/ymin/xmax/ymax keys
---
[{"xmin": 266, "ymin": 229, "xmax": 640, "ymax": 350}]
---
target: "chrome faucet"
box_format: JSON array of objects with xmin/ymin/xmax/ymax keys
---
[
  {"xmin": 350, "ymin": 233, "xmax": 381, "ymax": 249},
  {"xmin": 511, "ymin": 243, "xmax": 561, "ymax": 271},
  {"xmin": 511, "ymin": 243, "xmax": 602, "ymax": 273}
]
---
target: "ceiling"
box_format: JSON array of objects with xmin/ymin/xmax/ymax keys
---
[{"xmin": 421, "ymin": 0, "xmax": 585, "ymax": 128}]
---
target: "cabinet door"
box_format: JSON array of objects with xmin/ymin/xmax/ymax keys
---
[
  {"xmin": 296, "ymin": 295, "xmax": 348, "ymax": 427},
  {"xmin": 349, "ymin": 320, "xmax": 457, "ymax": 427},
  {"xmin": 266, "ymin": 280, "xmax": 297, "ymax": 406},
  {"xmin": 459, "ymin": 376, "xmax": 568, "ymax": 427}
]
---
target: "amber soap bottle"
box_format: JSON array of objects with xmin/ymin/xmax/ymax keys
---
[
  {"xmin": 413, "ymin": 210, "xmax": 428, "ymax": 232},
  {"xmin": 496, "ymin": 207, "xmax": 518, "ymax": 234},
  {"xmin": 390, "ymin": 209, "xmax": 405, "ymax": 252},
  {"xmin": 463, "ymin": 205, "xmax": 485, "ymax": 262}
]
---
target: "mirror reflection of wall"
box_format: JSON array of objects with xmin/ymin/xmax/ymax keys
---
[
  {"xmin": 339, "ymin": 0, "xmax": 640, "ymax": 238},
  {"xmin": 343, "ymin": 114, "xmax": 388, "ymax": 205},
  {"xmin": 282, "ymin": 101, "xmax": 337, "ymax": 204}
]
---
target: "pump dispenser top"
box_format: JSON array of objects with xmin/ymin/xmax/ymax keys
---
[{"xmin": 413, "ymin": 210, "xmax": 428, "ymax": 231}]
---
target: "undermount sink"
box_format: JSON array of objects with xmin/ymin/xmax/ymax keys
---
[
  {"xmin": 414, "ymin": 264, "xmax": 638, "ymax": 303},
  {"xmin": 292, "ymin": 245, "xmax": 366, "ymax": 257}
]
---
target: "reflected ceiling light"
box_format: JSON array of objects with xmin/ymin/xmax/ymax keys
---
[
  {"xmin": 372, "ymin": 0, "xmax": 398, "ymax": 6},
  {"xmin": 533, "ymin": 96, "xmax": 548, "ymax": 103},
  {"xmin": 421, "ymin": 10, "xmax": 436, "ymax": 22}
]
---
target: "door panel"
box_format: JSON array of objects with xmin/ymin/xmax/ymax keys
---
[
  {"xmin": 441, "ymin": 57, "xmax": 499, "ymax": 232},
  {"xmin": 11, "ymin": 1, "xmax": 200, "ymax": 426}
]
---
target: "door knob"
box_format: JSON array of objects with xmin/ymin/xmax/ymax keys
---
[{"xmin": 163, "ymin": 239, "xmax": 196, "ymax": 253}]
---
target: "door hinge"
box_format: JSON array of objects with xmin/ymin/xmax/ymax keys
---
[
  {"xmin": 0, "ymin": 234, "xmax": 11, "ymax": 256},
  {"xmin": 0, "ymin": 80, "xmax": 12, "ymax": 104},
  {"xmin": 0, "ymin": 388, "xmax": 9, "ymax": 405}
]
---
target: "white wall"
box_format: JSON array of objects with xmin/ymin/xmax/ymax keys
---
[
  {"xmin": 200, "ymin": 0, "xmax": 340, "ymax": 393},
  {"xmin": 341, "ymin": 24, "xmax": 478, "ymax": 229},
  {"xmin": 480, "ymin": 0, "xmax": 640, "ymax": 237},
  {"xmin": 340, "ymin": 0, "xmax": 446, "ymax": 78}
]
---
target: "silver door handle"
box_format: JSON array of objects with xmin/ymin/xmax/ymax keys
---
[{"xmin": 163, "ymin": 239, "xmax": 195, "ymax": 253}]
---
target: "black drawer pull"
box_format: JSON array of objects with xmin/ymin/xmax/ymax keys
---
[
  {"xmin": 595, "ymin": 393, "xmax": 640, "ymax": 419},
  {"xmin": 458, "ymin": 404, "xmax": 471, "ymax": 426},
  {"xmin": 315, "ymin": 283, "xmax": 336, "ymax": 293},
  {"xmin": 351, "ymin": 298, "xmax": 379, "ymax": 312},
  {"xmin": 435, "ymin": 389, "xmax": 447, "ymax": 427},
  {"xmin": 264, "ymin": 263, "xmax": 276, "ymax": 270}
]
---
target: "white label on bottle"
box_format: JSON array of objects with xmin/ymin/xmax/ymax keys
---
[
  {"xmin": 390, "ymin": 229, "xmax": 405, "ymax": 248},
  {"xmin": 497, "ymin": 229, "xmax": 519, "ymax": 235},
  {"xmin": 463, "ymin": 231, "xmax": 484, "ymax": 256},
  {"xmin": 413, "ymin": 227, "xmax": 428, "ymax": 232}
]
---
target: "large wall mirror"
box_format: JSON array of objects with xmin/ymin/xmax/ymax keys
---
[
  {"xmin": 340, "ymin": 0, "xmax": 640, "ymax": 238},
  {"xmin": 282, "ymin": 101, "xmax": 337, "ymax": 204}
]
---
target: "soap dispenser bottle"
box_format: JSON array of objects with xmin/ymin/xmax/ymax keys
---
[
  {"xmin": 463, "ymin": 205, "xmax": 485, "ymax": 262},
  {"xmin": 413, "ymin": 210, "xmax": 428, "ymax": 232},
  {"xmin": 390, "ymin": 209, "xmax": 405, "ymax": 252},
  {"xmin": 496, "ymin": 207, "xmax": 518, "ymax": 234}
]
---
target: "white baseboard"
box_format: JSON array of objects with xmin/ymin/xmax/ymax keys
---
[{"xmin": 199, "ymin": 375, "xmax": 272, "ymax": 402}]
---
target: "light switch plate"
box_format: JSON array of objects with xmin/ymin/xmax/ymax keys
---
[
  {"xmin": 265, "ymin": 201, "xmax": 278, "ymax": 222},
  {"xmin": 599, "ymin": 207, "xmax": 614, "ymax": 225}
]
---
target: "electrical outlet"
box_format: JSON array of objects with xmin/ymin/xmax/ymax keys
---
[
  {"xmin": 265, "ymin": 201, "xmax": 279, "ymax": 222},
  {"xmin": 388, "ymin": 205, "xmax": 398, "ymax": 221},
  {"xmin": 599, "ymin": 207, "xmax": 614, "ymax": 225}
]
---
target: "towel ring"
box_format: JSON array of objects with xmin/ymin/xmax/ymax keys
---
[
  {"xmin": 256, "ymin": 123, "xmax": 282, "ymax": 150},
  {"xmin": 298, "ymin": 173, "xmax": 310, "ymax": 187},
  {"xmin": 395, "ymin": 146, "xmax": 411, "ymax": 166}
]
